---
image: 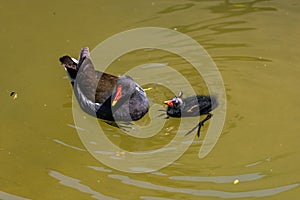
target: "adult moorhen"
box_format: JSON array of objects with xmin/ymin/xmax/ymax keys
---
[
  {"xmin": 164, "ymin": 91, "xmax": 218, "ymax": 137},
  {"xmin": 59, "ymin": 47, "xmax": 149, "ymax": 121}
]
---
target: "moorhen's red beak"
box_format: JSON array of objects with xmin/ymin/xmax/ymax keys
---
[
  {"xmin": 164, "ymin": 100, "xmax": 174, "ymax": 107},
  {"xmin": 112, "ymin": 85, "xmax": 122, "ymax": 106}
]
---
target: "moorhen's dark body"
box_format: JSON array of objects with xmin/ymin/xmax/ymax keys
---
[
  {"xmin": 164, "ymin": 91, "xmax": 218, "ymax": 117},
  {"xmin": 164, "ymin": 91, "xmax": 218, "ymax": 136},
  {"xmin": 59, "ymin": 47, "xmax": 149, "ymax": 121}
]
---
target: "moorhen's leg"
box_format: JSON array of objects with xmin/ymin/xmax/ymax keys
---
[
  {"xmin": 196, "ymin": 113, "xmax": 213, "ymax": 137},
  {"xmin": 185, "ymin": 113, "xmax": 213, "ymax": 137}
]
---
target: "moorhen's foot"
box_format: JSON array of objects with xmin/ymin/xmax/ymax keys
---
[{"xmin": 185, "ymin": 113, "xmax": 213, "ymax": 137}]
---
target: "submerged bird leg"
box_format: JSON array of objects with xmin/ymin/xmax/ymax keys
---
[
  {"xmin": 156, "ymin": 113, "xmax": 167, "ymax": 118},
  {"xmin": 156, "ymin": 113, "xmax": 169, "ymax": 119},
  {"xmin": 185, "ymin": 113, "xmax": 213, "ymax": 137},
  {"xmin": 185, "ymin": 124, "xmax": 199, "ymax": 136},
  {"xmin": 196, "ymin": 113, "xmax": 213, "ymax": 137}
]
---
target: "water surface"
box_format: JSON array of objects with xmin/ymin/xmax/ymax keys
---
[{"xmin": 1, "ymin": 0, "xmax": 300, "ymax": 199}]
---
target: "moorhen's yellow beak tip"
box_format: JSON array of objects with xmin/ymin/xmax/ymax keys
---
[
  {"xmin": 164, "ymin": 100, "xmax": 169, "ymax": 104},
  {"xmin": 112, "ymin": 100, "xmax": 117, "ymax": 106}
]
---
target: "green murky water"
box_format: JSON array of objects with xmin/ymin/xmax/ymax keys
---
[{"xmin": 1, "ymin": 0, "xmax": 300, "ymax": 199}]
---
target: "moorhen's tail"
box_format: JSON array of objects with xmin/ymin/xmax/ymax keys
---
[
  {"xmin": 77, "ymin": 47, "xmax": 90, "ymax": 68},
  {"xmin": 209, "ymin": 95, "xmax": 219, "ymax": 111}
]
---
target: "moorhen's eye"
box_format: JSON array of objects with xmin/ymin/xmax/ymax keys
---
[{"xmin": 172, "ymin": 98, "xmax": 179, "ymax": 105}]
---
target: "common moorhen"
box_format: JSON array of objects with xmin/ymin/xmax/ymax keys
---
[
  {"xmin": 164, "ymin": 91, "xmax": 218, "ymax": 137},
  {"xmin": 59, "ymin": 47, "xmax": 149, "ymax": 121}
]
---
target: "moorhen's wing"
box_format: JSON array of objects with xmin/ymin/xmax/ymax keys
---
[
  {"xmin": 181, "ymin": 96, "xmax": 201, "ymax": 116},
  {"xmin": 76, "ymin": 57, "xmax": 119, "ymax": 105},
  {"xmin": 95, "ymin": 71, "xmax": 118, "ymax": 104},
  {"xmin": 75, "ymin": 58, "xmax": 98, "ymax": 102},
  {"xmin": 197, "ymin": 95, "xmax": 218, "ymax": 115},
  {"xmin": 180, "ymin": 95, "xmax": 217, "ymax": 116}
]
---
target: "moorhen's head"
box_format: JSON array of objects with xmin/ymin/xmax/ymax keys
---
[
  {"xmin": 164, "ymin": 91, "xmax": 184, "ymax": 108},
  {"xmin": 111, "ymin": 75, "xmax": 137, "ymax": 107},
  {"xmin": 59, "ymin": 55, "xmax": 78, "ymax": 82}
]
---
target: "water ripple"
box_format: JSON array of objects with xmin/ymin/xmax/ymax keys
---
[
  {"xmin": 158, "ymin": 3, "xmax": 194, "ymax": 14},
  {"xmin": 141, "ymin": 196, "xmax": 173, "ymax": 200},
  {"xmin": 49, "ymin": 170, "xmax": 116, "ymax": 200},
  {"xmin": 53, "ymin": 139, "xmax": 86, "ymax": 152},
  {"xmin": 0, "ymin": 191, "xmax": 29, "ymax": 200},
  {"xmin": 108, "ymin": 174, "xmax": 299, "ymax": 198},
  {"xmin": 169, "ymin": 172, "xmax": 265, "ymax": 183},
  {"xmin": 67, "ymin": 123, "xmax": 86, "ymax": 131},
  {"xmin": 87, "ymin": 165, "xmax": 112, "ymax": 173}
]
